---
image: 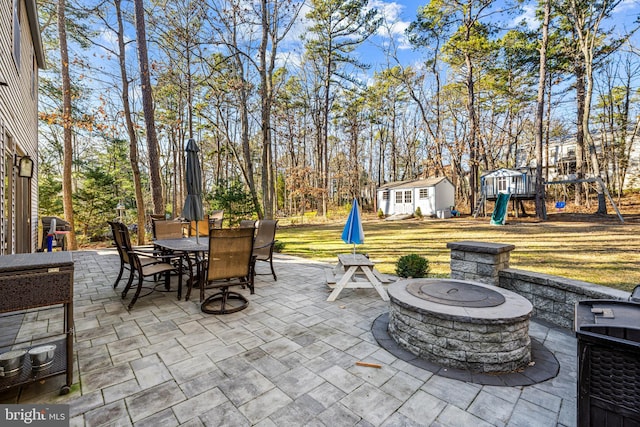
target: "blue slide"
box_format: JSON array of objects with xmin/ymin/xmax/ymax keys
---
[{"xmin": 490, "ymin": 193, "xmax": 511, "ymax": 225}]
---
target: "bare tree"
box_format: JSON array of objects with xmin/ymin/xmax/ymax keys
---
[
  {"xmin": 134, "ymin": 0, "xmax": 164, "ymax": 214},
  {"xmin": 57, "ymin": 0, "xmax": 77, "ymax": 250},
  {"xmin": 535, "ymin": 0, "xmax": 551, "ymax": 219},
  {"xmin": 115, "ymin": 0, "xmax": 147, "ymax": 243}
]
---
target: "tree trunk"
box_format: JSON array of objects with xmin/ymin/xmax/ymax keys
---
[
  {"xmin": 133, "ymin": 0, "xmax": 164, "ymax": 215},
  {"xmin": 259, "ymin": 0, "xmax": 274, "ymax": 219},
  {"xmin": 534, "ymin": 0, "xmax": 550, "ymax": 220},
  {"xmin": 115, "ymin": 0, "xmax": 146, "ymax": 244},
  {"xmin": 57, "ymin": 0, "xmax": 77, "ymax": 250},
  {"xmin": 465, "ymin": 51, "xmax": 479, "ymax": 214},
  {"xmin": 581, "ymin": 43, "xmax": 607, "ymax": 214},
  {"xmin": 575, "ymin": 66, "xmax": 585, "ymax": 205}
]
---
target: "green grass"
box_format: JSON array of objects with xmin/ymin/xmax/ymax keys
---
[{"xmin": 276, "ymin": 216, "xmax": 640, "ymax": 292}]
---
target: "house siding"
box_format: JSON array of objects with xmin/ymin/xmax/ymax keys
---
[{"xmin": 1, "ymin": 0, "xmax": 41, "ymax": 253}]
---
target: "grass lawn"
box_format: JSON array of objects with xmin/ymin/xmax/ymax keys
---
[{"xmin": 276, "ymin": 215, "xmax": 640, "ymax": 292}]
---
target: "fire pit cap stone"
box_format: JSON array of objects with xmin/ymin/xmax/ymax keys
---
[
  {"xmin": 446, "ymin": 241, "xmax": 515, "ymax": 254},
  {"xmin": 388, "ymin": 278, "xmax": 532, "ymax": 322}
]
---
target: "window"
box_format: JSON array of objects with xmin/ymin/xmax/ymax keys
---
[
  {"xmin": 13, "ymin": 0, "xmax": 21, "ymax": 70},
  {"xmin": 395, "ymin": 192, "xmax": 403, "ymax": 203},
  {"xmin": 404, "ymin": 190, "xmax": 412, "ymax": 203},
  {"xmin": 382, "ymin": 190, "xmax": 389, "ymax": 200},
  {"xmin": 419, "ymin": 188, "xmax": 429, "ymax": 199},
  {"xmin": 497, "ymin": 177, "xmax": 508, "ymax": 193}
]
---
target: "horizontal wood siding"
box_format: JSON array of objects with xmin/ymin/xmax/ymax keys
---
[{"xmin": 1, "ymin": 0, "xmax": 40, "ymax": 252}]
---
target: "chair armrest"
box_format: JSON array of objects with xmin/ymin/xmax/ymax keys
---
[
  {"xmin": 132, "ymin": 246, "xmax": 162, "ymax": 256},
  {"xmin": 129, "ymin": 250, "xmax": 177, "ymax": 262},
  {"xmin": 253, "ymin": 240, "xmax": 275, "ymax": 250}
]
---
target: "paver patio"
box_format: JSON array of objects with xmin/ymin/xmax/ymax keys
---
[{"xmin": 0, "ymin": 249, "xmax": 577, "ymax": 426}]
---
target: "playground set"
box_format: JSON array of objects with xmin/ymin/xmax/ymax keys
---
[{"xmin": 474, "ymin": 168, "xmax": 624, "ymax": 224}]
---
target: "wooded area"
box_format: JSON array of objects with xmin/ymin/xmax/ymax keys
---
[{"xmin": 35, "ymin": 0, "xmax": 640, "ymax": 247}]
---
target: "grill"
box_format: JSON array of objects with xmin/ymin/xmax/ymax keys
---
[
  {"xmin": 575, "ymin": 300, "xmax": 640, "ymax": 426},
  {"xmin": 40, "ymin": 216, "xmax": 71, "ymax": 251}
]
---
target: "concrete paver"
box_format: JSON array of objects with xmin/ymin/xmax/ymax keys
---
[{"xmin": 0, "ymin": 250, "xmax": 578, "ymax": 426}]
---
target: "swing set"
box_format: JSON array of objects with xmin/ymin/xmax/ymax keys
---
[{"xmin": 545, "ymin": 177, "xmax": 624, "ymax": 223}]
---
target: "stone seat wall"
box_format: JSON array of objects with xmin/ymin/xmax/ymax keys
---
[{"xmin": 447, "ymin": 240, "xmax": 630, "ymax": 331}]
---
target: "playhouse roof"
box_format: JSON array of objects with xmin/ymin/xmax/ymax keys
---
[
  {"xmin": 481, "ymin": 168, "xmax": 527, "ymax": 178},
  {"xmin": 378, "ymin": 176, "xmax": 452, "ymax": 191}
]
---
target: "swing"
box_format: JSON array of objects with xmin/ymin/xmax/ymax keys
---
[{"xmin": 555, "ymin": 181, "xmax": 569, "ymax": 212}]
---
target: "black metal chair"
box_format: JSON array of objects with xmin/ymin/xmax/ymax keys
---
[
  {"xmin": 252, "ymin": 220, "xmax": 278, "ymax": 280},
  {"xmin": 200, "ymin": 228, "xmax": 255, "ymax": 314},
  {"xmin": 123, "ymin": 249, "xmax": 180, "ymax": 310},
  {"xmin": 108, "ymin": 221, "xmax": 181, "ymax": 309},
  {"xmin": 108, "ymin": 221, "xmax": 158, "ymax": 290}
]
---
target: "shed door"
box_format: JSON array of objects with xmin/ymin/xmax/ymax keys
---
[{"xmin": 395, "ymin": 190, "xmax": 413, "ymax": 214}]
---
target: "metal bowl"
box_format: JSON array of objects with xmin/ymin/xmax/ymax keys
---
[
  {"xmin": 0, "ymin": 349, "xmax": 27, "ymax": 377},
  {"xmin": 28, "ymin": 345, "xmax": 56, "ymax": 371}
]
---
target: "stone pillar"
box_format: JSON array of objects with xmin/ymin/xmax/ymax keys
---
[{"xmin": 446, "ymin": 241, "xmax": 515, "ymax": 286}]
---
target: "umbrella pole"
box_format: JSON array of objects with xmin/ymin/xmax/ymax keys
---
[{"xmin": 196, "ymin": 222, "xmax": 199, "ymax": 244}]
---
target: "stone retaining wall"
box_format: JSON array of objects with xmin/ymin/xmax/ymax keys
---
[
  {"xmin": 498, "ymin": 268, "xmax": 629, "ymax": 330},
  {"xmin": 447, "ymin": 241, "xmax": 630, "ymax": 331}
]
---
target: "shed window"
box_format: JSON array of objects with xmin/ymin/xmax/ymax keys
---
[
  {"xmin": 382, "ymin": 190, "xmax": 389, "ymax": 200},
  {"xmin": 419, "ymin": 188, "xmax": 429, "ymax": 199},
  {"xmin": 395, "ymin": 192, "xmax": 403, "ymax": 203},
  {"xmin": 404, "ymin": 191, "xmax": 412, "ymax": 203}
]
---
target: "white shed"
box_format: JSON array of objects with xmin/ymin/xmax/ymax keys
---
[{"xmin": 377, "ymin": 177, "xmax": 455, "ymax": 217}]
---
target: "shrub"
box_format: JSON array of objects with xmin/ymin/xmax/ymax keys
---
[
  {"xmin": 273, "ymin": 240, "xmax": 285, "ymax": 253},
  {"xmin": 377, "ymin": 208, "xmax": 385, "ymax": 219},
  {"xmin": 414, "ymin": 206, "xmax": 423, "ymax": 218},
  {"xmin": 395, "ymin": 254, "xmax": 430, "ymax": 278}
]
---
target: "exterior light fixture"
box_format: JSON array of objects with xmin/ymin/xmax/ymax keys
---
[{"xmin": 15, "ymin": 155, "xmax": 34, "ymax": 179}]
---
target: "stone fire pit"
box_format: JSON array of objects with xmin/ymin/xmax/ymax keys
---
[{"xmin": 387, "ymin": 278, "xmax": 533, "ymax": 373}]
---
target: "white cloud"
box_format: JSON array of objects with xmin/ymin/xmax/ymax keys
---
[
  {"xmin": 513, "ymin": 4, "xmax": 538, "ymax": 31},
  {"xmin": 370, "ymin": 0, "xmax": 412, "ymax": 50}
]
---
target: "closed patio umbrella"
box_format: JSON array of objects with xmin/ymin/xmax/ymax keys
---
[
  {"xmin": 341, "ymin": 198, "xmax": 364, "ymax": 255},
  {"xmin": 182, "ymin": 138, "xmax": 204, "ymax": 243}
]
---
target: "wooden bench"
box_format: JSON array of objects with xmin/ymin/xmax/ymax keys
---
[{"xmin": 325, "ymin": 269, "xmax": 336, "ymax": 287}]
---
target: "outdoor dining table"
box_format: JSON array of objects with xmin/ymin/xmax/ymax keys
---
[
  {"xmin": 325, "ymin": 253, "xmax": 390, "ymax": 302},
  {"xmin": 153, "ymin": 237, "xmax": 208, "ymax": 300}
]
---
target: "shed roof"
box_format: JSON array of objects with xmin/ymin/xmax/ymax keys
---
[{"xmin": 378, "ymin": 176, "xmax": 451, "ymax": 191}]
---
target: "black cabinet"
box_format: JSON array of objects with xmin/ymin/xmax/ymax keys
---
[
  {"xmin": 575, "ymin": 300, "xmax": 640, "ymax": 427},
  {"xmin": 0, "ymin": 252, "xmax": 74, "ymax": 395}
]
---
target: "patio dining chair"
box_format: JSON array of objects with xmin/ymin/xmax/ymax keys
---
[
  {"xmin": 108, "ymin": 221, "xmax": 158, "ymax": 290},
  {"xmin": 109, "ymin": 221, "xmax": 181, "ymax": 309},
  {"xmin": 122, "ymin": 248, "xmax": 181, "ymax": 310},
  {"xmin": 253, "ymin": 219, "xmax": 278, "ymax": 281},
  {"xmin": 153, "ymin": 220, "xmax": 185, "ymax": 240},
  {"xmin": 209, "ymin": 210, "xmax": 224, "ymax": 230},
  {"xmin": 239, "ymin": 220, "xmax": 257, "ymax": 229},
  {"xmin": 190, "ymin": 216, "xmax": 211, "ymax": 237},
  {"xmin": 199, "ymin": 228, "xmax": 256, "ymax": 314}
]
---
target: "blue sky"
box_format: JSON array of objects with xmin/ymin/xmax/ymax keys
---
[
  {"xmin": 87, "ymin": 0, "xmax": 640, "ymax": 109},
  {"xmin": 353, "ymin": 0, "xmax": 640, "ymax": 76}
]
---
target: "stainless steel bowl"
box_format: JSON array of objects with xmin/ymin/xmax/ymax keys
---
[
  {"xmin": 0, "ymin": 349, "xmax": 27, "ymax": 377},
  {"xmin": 28, "ymin": 345, "xmax": 56, "ymax": 371}
]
